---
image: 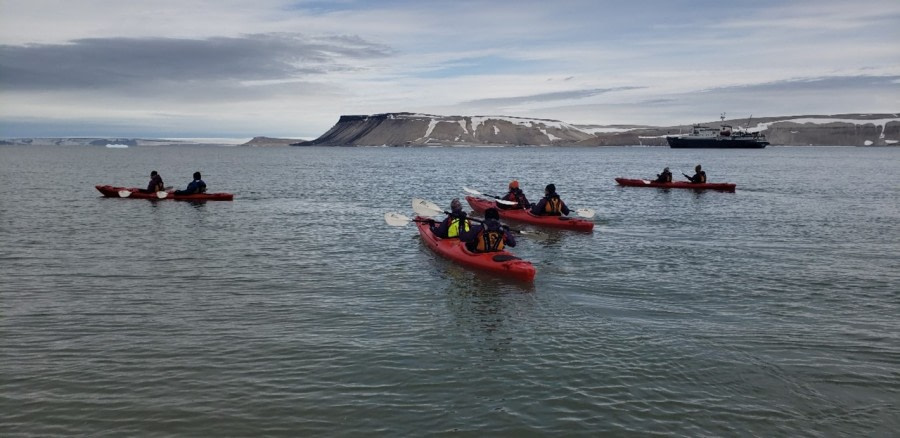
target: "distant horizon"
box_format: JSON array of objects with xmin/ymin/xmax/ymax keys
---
[{"xmin": 3, "ymin": 110, "xmax": 898, "ymax": 141}]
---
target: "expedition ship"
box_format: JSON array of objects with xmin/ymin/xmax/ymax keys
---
[{"xmin": 667, "ymin": 114, "xmax": 769, "ymax": 148}]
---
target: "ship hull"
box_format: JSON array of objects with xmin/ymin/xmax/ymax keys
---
[{"xmin": 667, "ymin": 137, "xmax": 768, "ymax": 148}]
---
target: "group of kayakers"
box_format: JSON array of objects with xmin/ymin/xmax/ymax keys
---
[
  {"xmin": 141, "ymin": 170, "xmax": 208, "ymax": 195},
  {"xmin": 654, "ymin": 164, "xmax": 706, "ymax": 184},
  {"xmin": 429, "ymin": 181, "xmax": 574, "ymax": 254}
]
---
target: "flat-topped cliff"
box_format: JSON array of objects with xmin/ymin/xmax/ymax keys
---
[{"xmin": 294, "ymin": 112, "xmax": 595, "ymax": 146}]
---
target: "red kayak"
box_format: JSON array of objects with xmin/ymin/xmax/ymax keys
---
[
  {"xmin": 465, "ymin": 196, "xmax": 594, "ymax": 232},
  {"xmin": 95, "ymin": 185, "xmax": 234, "ymax": 201},
  {"xmin": 415, "ymin": 216, "xmax": 536, "ymax": 282},
  {"xmin": 615, "ymin": 178, "xmax": 736, "ymax": 192}
]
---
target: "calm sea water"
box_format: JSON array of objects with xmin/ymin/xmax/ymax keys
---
[{"xmin": 1, "ymin": 145, "xmax": 898, "ymax": 437}]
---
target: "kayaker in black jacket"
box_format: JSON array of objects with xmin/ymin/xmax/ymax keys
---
[
  {"xmin": 531, "ymin": 184, "xmax": 570, "ymax": 216},
  {"xmin": 175, "ymin": 171, "xmax": 207, "ymax": 195},
  {"xmin": 684, "ymin": 165, "xmax": 707, "ymax": 183},
  {"xmin": 140, "ymin": 170, "xmax": 164, "ymax": 193},
  {"xmin": 461, "ymin": 208, "xmax": 516, "ymax": 253},
  {"xmin": 430, "ymin": 198, "xmax": 470, "ymax": 238},
  {"xmin": 499, "ymin": 180, "xmax": 530, "ymax": 210},
  {"xmin": 655, "ymin": 167, "xmax": 673, "ymax": 183}
]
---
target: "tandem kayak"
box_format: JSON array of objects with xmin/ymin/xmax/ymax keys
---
[
  {"xmin": 415, "ymin": 216, "xmax": 536, "ymax": 281},
  {"xmin": 465, "ymin": 196, "xmax": 594, "ymax": 232},
  {"xmin": 615, "ymin": 178, "xmax": 736, "ymax": 192},
  {"xmin": 95, "ymin": 185, "xmax": 234, "ymax": 201}
]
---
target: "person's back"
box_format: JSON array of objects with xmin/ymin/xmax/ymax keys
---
[
  {"xmin": 430, "ymin": 198, "xmax": 470, "ymax": 238},
  {"xmin": 499, "ymin": 180, "xmax": 530, "ymax": 210},
  {"xmin": 143, "ymin": 170, "xmax": 164, "ymax": 193},
  {"xmin": 655, "ymin": 167, "xmax": 673, "ymax": 183},
  {"xmin": 687, "ymin": 165, "xmax": 707, "ymax": 183},
  {"xmin": 531, "ymin": 184, "xmax": 570, "ymax": 216},
  {"xmin": 462, "ymin": 208, "xmax": 515, "ymax": 253},
  {"xmin": 175, "ymin": 171, "xmax": 207, "ymax": 195}
]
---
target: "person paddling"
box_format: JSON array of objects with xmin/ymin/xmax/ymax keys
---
[
  {"xmin": 430, "ymin": 198, "xmax": 470, "ymax": 238},
  {"xmin": 655, "ymin": 167, "xmax": 673, "ymax": 183},
  {"xmin": 498, "ymin": 180, "xmax": 530, "ymax": 210},
  {"xmin": 461, "ymin": 207, "xmax": 516, "ymax": 253},
  {"xmin": 530, "ymin": 184, "xmax": 570, "ymax": 216},
  {"xmin": 174, "ymin": 171, "xmax": 207, "ymax": 195},
  {"xmin": 684, "ymin": 164, "xmax": 707, "ymax": 184},
  {"xmin": 140, "ymin": 170, "xmax": 164, "ymax": 193}
]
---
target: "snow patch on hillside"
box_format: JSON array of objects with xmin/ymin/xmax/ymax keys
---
[{"xmin": 751, "ymin": 117, "xmax": 900, "ymax": 132}]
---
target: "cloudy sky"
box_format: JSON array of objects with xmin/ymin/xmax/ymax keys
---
[{"xmin": 1, "ymin": 0, "xmax": 898, "ymax": 138}]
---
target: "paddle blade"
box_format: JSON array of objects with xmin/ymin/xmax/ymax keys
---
[
  {"xmin": 462, "ymin": 186, "xmax": 482, "ymax": 196},
  {"xmin": 156, "ymin": 191, "xmax": 169, "ymax": 199},
  {"xmin": 118, "ymin": 190, "xmax": 131, "ymax": 198},
  {"xmin": 412, "ymin": 198, "xmax": 443, "ymax": 216},
  {"xmin": 384, "ymin": 212, "xmax": 412, "ymax": 226},
  {"xmin": 495, "ymin": 199, "xmax": 517, "ymax": 206},
  {"xmin": 574, "ymin": 208, "xmax": 595, "ymax": 218},
  {"xmin": 641, "ymin": 180, "xmax": 651, "ymax": 184}
]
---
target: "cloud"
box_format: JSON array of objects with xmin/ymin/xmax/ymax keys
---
[
  {"xmin": 461, "ymin": 87, "xmax": 644, "ymax": 107},
  {"xmin": 0, "ymin": 33, "xmax": 392, "ymax": 93}
]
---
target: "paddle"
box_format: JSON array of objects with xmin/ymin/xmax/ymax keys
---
[
  {"xmin": 384, "ymin": 212, "xmax": 435, "ymax": 227},
  {"xmin": 410, "ymin": 198, "xmax": 541, "ymax": 236},
  {"xmin": 462, "ymin": 187, "xmax": 517, "ymax": 205},
  {"xmin": 118, "ymin": 185, "xmax": 174, "ymax": 198}
]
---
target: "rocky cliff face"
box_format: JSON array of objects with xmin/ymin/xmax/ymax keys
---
[
  {"xmin": 295, "ymin": 112, "xmax": 595, "ymax": 146},
  {"xmin": 296, "ymin": 112, "xmax": 900, "ymax": 147}
]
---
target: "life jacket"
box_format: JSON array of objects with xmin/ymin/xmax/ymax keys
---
[
  {"xmin": 500, "ymin": 189, "xmax": 525, "ymax": 209},
  {"xmin": 543, "ymin": 195, "xmax": 562, "ymax": 216},
  {"xmin": 473, "ymin": 228, "xmax": 505, "ymax": 252},
  {"xmin": 697, "ymin": 171, "xmax": 706, "ymax": 183},
  {"xmin": 447, "ymin": 217, "xmax": 469, "ymax": 238}
]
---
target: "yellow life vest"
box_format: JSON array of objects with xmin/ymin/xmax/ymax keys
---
[
  {"xmin": 544, "ymin": 197, "xmax": 562, "ymax": 215},
  {"xmin": 447, "ymin": 217, "xmax": 469, "ymax": 238}
]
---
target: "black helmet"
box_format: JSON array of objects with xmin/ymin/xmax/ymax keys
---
[
  {"xmin": 545, "ymin": 183, "xmax": 556, "ymax": 193},
  {"xmin": 485, "ymin": 208, "xmax": 500, "ymax": 220},
  {"xmin": 193, "ymin": 171, "xmax": 201, "ymax": 180}
]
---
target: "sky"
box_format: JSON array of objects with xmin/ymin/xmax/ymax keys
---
[{"xmin": 1, "ymin": 0, "xmax": 898, "ymax": 138}]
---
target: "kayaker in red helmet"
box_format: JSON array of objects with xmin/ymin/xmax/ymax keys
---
[
  {"xmin": 461, "ymin": 207, "xmax": 516, "ymax": 253},
  {"xmin": 430, "ymin": 198, "xmax": 470, "ymax": 239},
  {"xmin": 530, "ymin": 184, "xmax": 570, "ymax": 216},
  {"xmin": 140, "ymin": 170, "xmax": 164, "ymax": 193},
  {"xmin": 498, "ymin": 180, "xmax": 530, "ymax": 210},
  {"xmin": 655, "ymin": 167, "xmax": 673, "ymax": 183},
  {"xmin": 684, "ymin": 164, "xmax": 707, "ymax": 184}
]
